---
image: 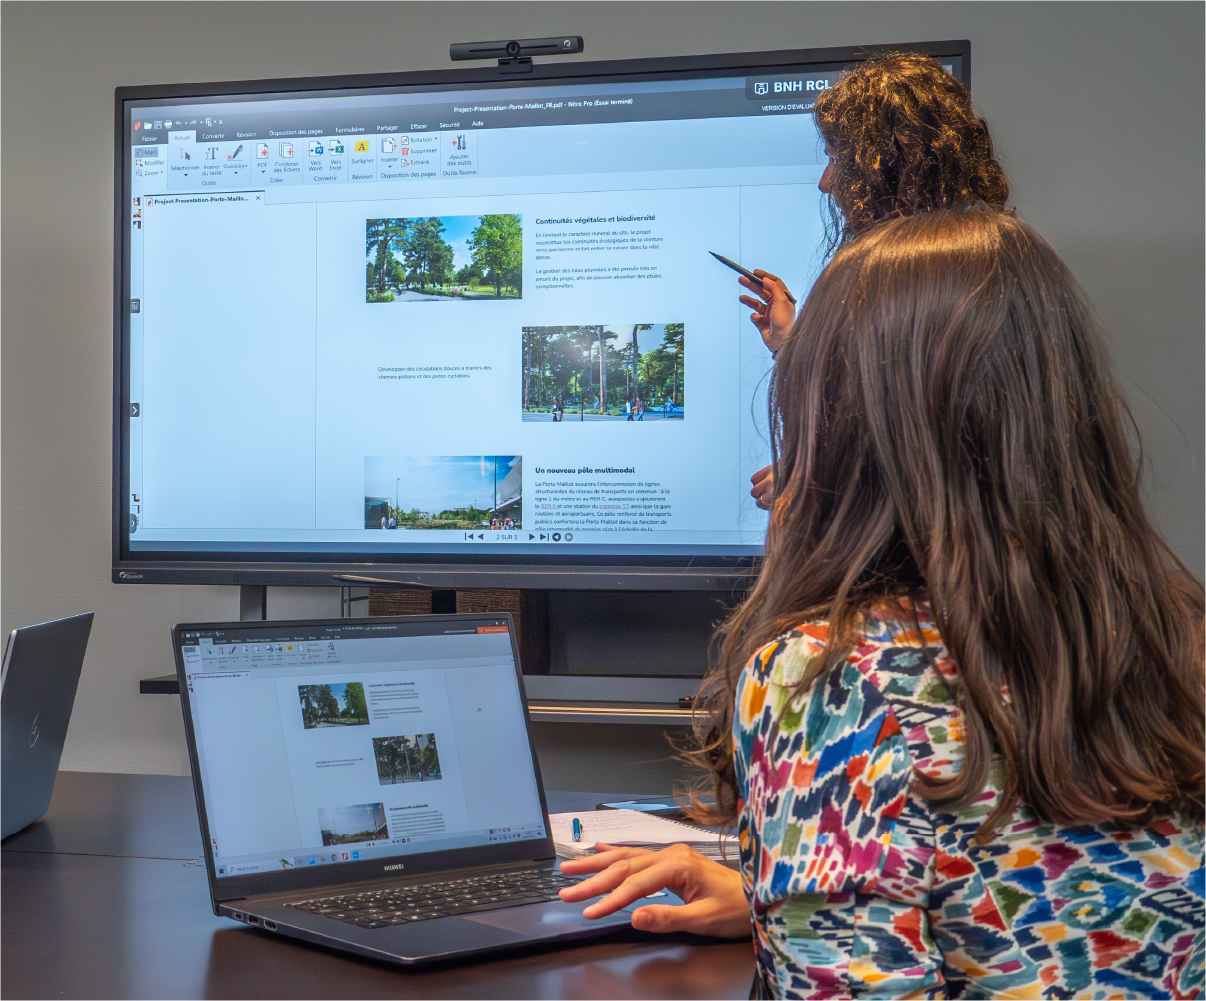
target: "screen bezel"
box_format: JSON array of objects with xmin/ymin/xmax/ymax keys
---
[
  {"xmin": 173, "ymin": 612, "xmax": 558, "ymax": 905},
  {"xmin": 114, "ymin": 40, "xmax": 971, "ymax": 590}
]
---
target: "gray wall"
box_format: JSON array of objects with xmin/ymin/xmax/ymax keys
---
[{"xmin": 3, "ymin": 2, "xmax": 1202, "ymax": 779}]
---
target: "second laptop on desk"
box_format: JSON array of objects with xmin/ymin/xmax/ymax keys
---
[{"xmin": 172, "ymin": 612, "xmax": 683, "ymax": 966}]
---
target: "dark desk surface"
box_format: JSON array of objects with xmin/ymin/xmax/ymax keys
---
[{"xmin": 2, "ymin": 773, "xmax": 754, "ymax": 1000}]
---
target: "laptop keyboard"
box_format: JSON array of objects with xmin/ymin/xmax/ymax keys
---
[{"xmin": 288, "ymin": 869, "xmax": 580, "ymax": 928}]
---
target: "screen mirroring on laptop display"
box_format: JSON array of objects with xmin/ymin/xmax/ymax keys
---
[{"xmin": 179, "ymin": 618, "xmax": 546, "ymax": 878}]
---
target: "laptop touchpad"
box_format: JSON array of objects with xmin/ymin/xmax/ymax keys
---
[{"xmin": 463, "ymin": 892, "xmax": 682, "ymax": 935}]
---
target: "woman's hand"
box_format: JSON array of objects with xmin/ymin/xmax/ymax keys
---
[
  {"xmin": 559, "ymin": 843, "xmax": 750, "ymax": 939},
  {"xmin": 739, "ymin": 271, "xmax": 796, "ymax": 354},
  {"xmin": 750, "ymin": 465, "xmax": 774, "ymax": 510}
]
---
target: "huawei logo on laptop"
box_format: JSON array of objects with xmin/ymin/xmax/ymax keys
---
[
  {"xmin": 29, "ymin": 713, "xmax": 40, "ymax": 747},
  {"xmin": 383, "ymin": 863, "xmax": 405, "ymax": 871}
]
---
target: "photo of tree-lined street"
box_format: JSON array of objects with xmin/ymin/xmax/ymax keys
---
[
  {"xmin": 372, "ymin": 733, "xmax": 442, "ymax": 785},
  {"xmin": 366, "ymin": 214, "xmax": 522, "ymax": 302},
  {"xmin": 298, "ymin": 682, "xmax": 370, "ymax": 729},
  {"xmin": 520, "ymin": 324, "xmax": 684, "ymax": 421}
]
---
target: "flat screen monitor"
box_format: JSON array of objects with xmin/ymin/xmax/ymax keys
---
[{"xmin": 113, "ymin": 40, "xmax": 969, "ymax": 590}]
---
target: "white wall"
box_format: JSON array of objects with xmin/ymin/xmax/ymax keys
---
[{"xmin": 3, "ymin": 1, "xmax": 1202, "ymax": 776}]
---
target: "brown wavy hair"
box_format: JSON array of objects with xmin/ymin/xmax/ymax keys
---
[
  {"xmin": 813, "ymin": 54, "xmax": 1009, "ymax": 251},
  {"xmin": 691, "ymin": 207, "xmax": 1204, "ymax": 838}
]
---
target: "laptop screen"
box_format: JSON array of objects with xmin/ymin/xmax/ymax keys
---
[{"xmin": 177, "ymin": 616, "xmax": 547, "ymax": 879}]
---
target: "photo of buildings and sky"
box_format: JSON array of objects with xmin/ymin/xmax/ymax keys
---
[
  {"xmin": 364, "ymin": 455, "xmax": 522, "ymax": 530},
  {"xmin": 318, "ymin": 803, "xmax": 388, "ymax": 846}
]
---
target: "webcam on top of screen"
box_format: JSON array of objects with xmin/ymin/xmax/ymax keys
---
[{"xmin": 449, "ymin": 36, "xmax": 584, "ymax": 73}]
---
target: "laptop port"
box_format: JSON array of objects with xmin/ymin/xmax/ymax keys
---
[
  {"xmin": 246, "ymin": 915, "xmax": 260, "ymax": 925},
  {"xmin": 264, "ymin": 920, "xmax": 277, "ymax": 931}
]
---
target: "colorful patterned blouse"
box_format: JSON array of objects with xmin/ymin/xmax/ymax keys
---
[{"xmin": 733, "ymin": 597, "xmax": 1205, "ymax": 999}]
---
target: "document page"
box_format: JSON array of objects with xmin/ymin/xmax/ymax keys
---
[{"xmin": 550, "ymin": 809, "xmax": 736, "ymax": 862}]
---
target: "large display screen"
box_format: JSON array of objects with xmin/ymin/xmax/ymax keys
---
[{"xmin": 115, "ymin": 44, "xmax": 968, "ymax": 585}]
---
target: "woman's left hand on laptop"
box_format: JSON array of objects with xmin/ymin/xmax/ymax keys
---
[{"xmin": 559, "ymin": 844, "xmax": 750, "ymax": 938}]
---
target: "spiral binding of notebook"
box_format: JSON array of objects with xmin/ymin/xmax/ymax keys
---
[{"xmin": 550, "ymin": 810, "xmax": 737, "ymax": 863}]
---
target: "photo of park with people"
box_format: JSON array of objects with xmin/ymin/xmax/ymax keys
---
[
  {"xmin": 318, "ymin": 803, "xmax": 388, "ymax": 846},
  {"xmin": 298, "ymin": 682, "xmax": 369, "ymax": 729},
  {"xmin": 372, "ymin": 733, "xmax": 442, "ymax": 785},
  {"xmin": 364, "ymin": 455, "xmax": 522, "ymax": 530},
  {"xmin": 366, "ymin": 214, "xmax": 522, "ymax": 302},
  {"xmin": 520, "ymin": 324, "xmax": 684, "ymax": 421}
]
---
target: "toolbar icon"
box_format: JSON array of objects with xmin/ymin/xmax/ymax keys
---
[
  {"xmin": 279, "ymin": 142, "xmax": 294, "ymax": 158},
  {"xmin": 256, "ymin": 143, "xmax": 269, "ymax": 158},
  {"xmin": 355, "ymin": 140, "xmax": 370, "ymax": 153},
  {"xmin": 381, "ymin": 136, "xmax": 397, "ymax": 154},
  {"xmin": 308, "ymin": 140, "xmax": 324, "ymax": 156},
  {"xmin": 329, "ymin": 141, "xmax": 344, "ymax": 155}
]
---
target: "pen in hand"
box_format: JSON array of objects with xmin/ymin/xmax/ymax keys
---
[{"xmin": 710, "ymin": 251, "xmax": 797, "ymax": 304}]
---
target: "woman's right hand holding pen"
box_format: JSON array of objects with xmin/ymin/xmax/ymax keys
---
[
  {"xmin": 740, "ymin": 270, "xmax": 791, "ymax": 509},
  {"xmin": 739, "ymin": 270, "xmax": 796, "ymax": 355}
]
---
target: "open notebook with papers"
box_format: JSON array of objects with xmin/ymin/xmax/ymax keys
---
[{"xmin": 550, "ymin": 810, "xmax": 737, "ymax": 864}]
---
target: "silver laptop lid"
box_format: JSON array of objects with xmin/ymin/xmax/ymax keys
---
[
  {"xmin": 173, "ymin": 613, "xmax": 553, "ymax": 901},
  {"xmin": 1, "ymin": 612, "xmax": 94, "ymax": 840}
]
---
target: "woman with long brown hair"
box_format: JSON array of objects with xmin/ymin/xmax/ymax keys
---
[
  {"xmin": 561, "ymin": 207, "xmax": 1205, "ymax": 997},
  {"xmin": 746, "ymin": 52, "xmax": 1009, "ymax": 508}
]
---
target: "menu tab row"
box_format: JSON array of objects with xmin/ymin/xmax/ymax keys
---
[{"xmin": 134, "ymin": 129, "xmax": 479, "ymax": 190}]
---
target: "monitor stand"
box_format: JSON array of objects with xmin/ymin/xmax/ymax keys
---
[
  {"xmin": 239, "ymin": 584, "xmax": 267, "ymax": 621},
  {"xmin": 430, "ymin": 589, "xmax": 457, "ymax": 614},
  {"xmin": 141, "ymin": 586, "xmax": 736, "ymax": 706}
]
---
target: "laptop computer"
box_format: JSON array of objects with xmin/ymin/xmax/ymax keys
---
[
  {"xmin": 172, "ymin": 611, "xmax": 680, "ymax": 965},
  {"xmin": 1, "ymin": 611, "xmax": 95, "ymax": 840}
]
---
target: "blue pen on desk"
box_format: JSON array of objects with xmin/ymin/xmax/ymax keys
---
[{"xmin": 572, "ymin": 817, "xmax": 582, "ymax": 842}]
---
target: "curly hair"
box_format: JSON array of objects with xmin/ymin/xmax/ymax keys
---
[{"xmin": 813, "ymin": 54, "xmax": 1009, "ymax": 248}]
